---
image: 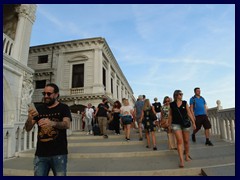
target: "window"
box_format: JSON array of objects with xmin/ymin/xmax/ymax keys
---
[
  {"xmin": 116, "ymin": 85, "xmax": 119, "ymax": 99},
  {"xmin": 72, "ymin": 64, "xmax": 84, "ymax": 88},
  {"xmin": 38, "ymin": 55, "xmax": 48, "ymax": 64},
  {"xmin": 111, "ymin": 78, "xmax": 113, "ymax": 94},
  {"xmin": 35, "ymin": 80, "xmax": 46, "ymax": 89},
  {"xmin": 102, "ymin": 68, "xmax": 106, "ymax": 89}
]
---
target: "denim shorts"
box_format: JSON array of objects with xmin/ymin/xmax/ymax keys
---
[
  {"xmin": 171, "ymin": 124, "xmax": 191, "ymax": 132},
  {"xmin": 34, "ymin": 154, "xmax": 67, "ymax": 176}
]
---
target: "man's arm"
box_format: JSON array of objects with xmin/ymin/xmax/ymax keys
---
[
  {"xmin": 25, "ymin": 109, "xmax": 37, "ymax": 132},
  {"xmin": 51, "ymin": 117, "xmax": 71, "ymax": 129}
]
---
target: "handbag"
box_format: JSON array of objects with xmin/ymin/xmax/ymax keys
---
[{"xmin": 176, "ymin": 103, "xmax": 191, "ymax": 128}]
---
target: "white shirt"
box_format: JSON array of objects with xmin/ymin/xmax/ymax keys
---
[{"xmin": 85, "ymin": 108, "xmax": 94, "ymax": 119}]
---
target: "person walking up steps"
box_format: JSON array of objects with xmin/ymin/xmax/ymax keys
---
[
  {"xmin": 134, "ymin": 95, "xmax": 145, "ymax": 141},
  {"xmin": 190, "ymin": 87, "xmax": 213, "ymax": 146},
  {"xmin": 152, "ymin": 97, "xmax": 162, "ymax": 132},
  {"xmin": 141, "ymin": 99, "xmax": 158, "ymax": 150},
  {"xmin": 120, "ymin": 99, "xmax": 134, "ymax": 141}
]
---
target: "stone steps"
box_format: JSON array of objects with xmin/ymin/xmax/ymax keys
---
[{"xmin": 3, "ymin": 130, "xmax": 235, "ymax": 176}]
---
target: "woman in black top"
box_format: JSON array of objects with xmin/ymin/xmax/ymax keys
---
[{"xmin": 169, "ymin": 90, "xmax": 196, "ymax": 168}]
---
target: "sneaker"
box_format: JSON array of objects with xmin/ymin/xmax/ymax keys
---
[
  {"xmin": 153, "ymin": 146, "xmax": 157, "ymax": 151},
  {"xmin": 126, "ymin": 138, "xmax": 130, "ymax": 141},
  {"xmin": 139, "ymin": 137, "xmax": 143, "ymax": 141},
  {"xmin": 205, "ymin": 140, "xmax": 214, "ymax": 146},
  {"xmin": 86, "ymin": 132, "xmax": 90, "ymax": 135},
  {"xmin": 192, "ymin": 134, "xmax": 196, "ymax": 142},
  {"xmin": 103, "ymin": 135, "xmax": 108, "ymax": 138},
  {"xmin": 90, "ymin": 130, "xmax": 93, "ymax": 135}
]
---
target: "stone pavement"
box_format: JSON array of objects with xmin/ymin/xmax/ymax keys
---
[{"xmin": 3, "ymin": 129, "xmax": 235, "ymax": 176}]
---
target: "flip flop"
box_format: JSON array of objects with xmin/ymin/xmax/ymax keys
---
[{"xmin": 179, "ymin": 164, "xmax": 184, "ymax": 168}]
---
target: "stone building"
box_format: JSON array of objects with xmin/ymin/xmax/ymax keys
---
[
  {"xmin": 28, "ymin": 37, "xmax": 135, "ymax": 111},
  {"xmin": 3, "ymin": 4, "xmax": 37, "ymax": 158}
]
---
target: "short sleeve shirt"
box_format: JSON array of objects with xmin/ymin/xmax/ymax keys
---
[
  {"xmin": 134, "ymin": 101, "xmax": 144, "ymax": 118},
  {"xmin": 190, "ymin": 96, "xmax": 206, "ymax": 116},
  {"xmin": 33, "ymin": 103, "xmax": 72, "ymax": 157},
  {"xmin": 96, "ymin": 103, "xmax": 109, "ymax": 117}
]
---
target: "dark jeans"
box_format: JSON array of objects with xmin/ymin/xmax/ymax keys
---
[{"xmin": 34, "ymin": 154, "xmax": 67, "ymax": 176}]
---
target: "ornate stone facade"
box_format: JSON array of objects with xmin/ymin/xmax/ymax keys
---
[
  {"xmin": 3, "ymin": 4, "xmax": 37, "ymax": 159},
  {"xmin": 28, "ymin": 37, "xmax": 135, "ymax": 110}
]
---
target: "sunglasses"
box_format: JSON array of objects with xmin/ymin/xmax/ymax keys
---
[
  {"xmin": 42, "ymin": 92, "xmax": 54, "ymax": 96},
  {"xmin": 178, "ymin": 93, "xmax": 183, "ymax": 96}
]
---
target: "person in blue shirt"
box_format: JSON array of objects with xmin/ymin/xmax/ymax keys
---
[{"xmin": 189, "ymin": 87, "xmax": 213, "ymax": 146}]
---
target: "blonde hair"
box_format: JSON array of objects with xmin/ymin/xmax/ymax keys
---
[{"xmin": 143, "ymin": 99, "xmax": 151, "ymax": 111}]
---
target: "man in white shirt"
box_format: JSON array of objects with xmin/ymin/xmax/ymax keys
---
[{"xmin": 85, "ymin": 103, "xmax": 94, "ymax": 135}]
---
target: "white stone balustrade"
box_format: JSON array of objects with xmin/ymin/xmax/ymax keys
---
[
  {"xmin": 3, "ymin": 33, "xmax": 14, "ymax": 57},
  {"xmin": 70, "ymin": 88, "xmax": 84, "ymax": 95},
  {"xmin": 208, "ymin": 100, "xmax": 235, "ymax": 143},
  {"xmin": 4, "ymin": 101, "xmax": 234, "ymax": 160}
]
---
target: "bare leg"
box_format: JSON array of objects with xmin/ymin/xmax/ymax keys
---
[
  {"xmin": 174, "ymin": 130, "xmax": 184, "ymax": 167},
  {"xmin": 152, "ymin": 131, "xmax": 156, "ymax": 147},
  {"xmin": 182, "ymin": 130, "xmax": 191, "ymax": 161},
  {"xmin": 146, "ymin": 131, "xmax": 150, "ymax": 147},
  {"xmin": 138, "ymin": 122, "xmax": 143, "ymax": 139},
  {"xmin": 205, "ymin": 129, "xmax": 210, "ymax": 139}
]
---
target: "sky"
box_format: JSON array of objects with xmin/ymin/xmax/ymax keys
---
[{"xmin": 30, "ymin": 4, "xmax": 235, "ymax": 109}]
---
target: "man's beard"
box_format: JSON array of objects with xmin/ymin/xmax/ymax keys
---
[{"xmin": 44, "ymin": 97, "xmax": 56, "ymax": 106}]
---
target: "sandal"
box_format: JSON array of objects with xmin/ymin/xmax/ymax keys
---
[{"xmin": 185, "ymin": 155, "xmax": 192, "ymax": 161}]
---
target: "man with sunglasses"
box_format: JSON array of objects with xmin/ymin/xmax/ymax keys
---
[
  {"xmin": 190, "ymin": 87, "xmax": 213, "ymax": 146},
  {"xmin": 25, "ymin": 83, "xmax": 72, "ymax": 176}
]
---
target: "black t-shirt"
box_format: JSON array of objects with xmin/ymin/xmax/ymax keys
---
[
  {"xmin": 170, "ymin": 101, "xmax": 188, "ymax": 125},
  {"xmin": 33, "ymin": 103, "xmax": 72, "ymax": 157},
  {"xmin": 152, "ymin": 102, "xmax": 162, "ymax": 113},
  {"xmin": 96, "ymin": 103, "xmax": 109, "ymax": 117}
]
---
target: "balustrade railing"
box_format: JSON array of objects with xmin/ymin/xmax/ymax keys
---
[
  {"xmin": 3, "ymin": 101, "xmax": 234, "ymax": 159},
  {"xmin": 208, "ymin": 101, "xmax": 235, "ymax": 143},
  {"xmin": 3, "ymin": 33, "xmax": 14, "ymax": 57},
  {"xmin": 70, "ymin": 88, "xmax": 84, "ymax": 95}
]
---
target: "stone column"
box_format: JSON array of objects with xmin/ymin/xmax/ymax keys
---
[
  {"xmin": 12, "ymin": 4, "xmax": 36, "ymax": 65},
  {"xmin": 93, "ymin": 48, "xmax": 104, "ymax": 93},
  {"xmin": 106, "ymin": 63, "xmax": 112, "ymax": 97}
]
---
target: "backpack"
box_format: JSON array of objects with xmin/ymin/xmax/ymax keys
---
[{"xmin": 192, "ymin": 96, "xmax": 206, "ymax": 109}]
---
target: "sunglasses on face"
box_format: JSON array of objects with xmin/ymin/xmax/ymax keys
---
[
  {"xmin": 178, "ymin": 93, "xmax": 183, "ymax": 96},
  {"xmin": 42, "ymin": 92, "xmax": 54, "ymax": 96}
]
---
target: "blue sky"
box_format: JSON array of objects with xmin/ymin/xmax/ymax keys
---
[{"xmin": 30, "ymin": 4, "xmax": 235, "ymax": 109}]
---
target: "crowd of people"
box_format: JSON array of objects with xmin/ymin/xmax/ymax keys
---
[
  {"xmin": 80, "ymin": 87, "xmax": 214, "ymax": 168},
  {"xmin": 25, "ymin": 83, "xmax": 214, "ymax": 176}
]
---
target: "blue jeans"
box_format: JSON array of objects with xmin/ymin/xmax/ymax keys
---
[{"xmin": 34, "ymin": 155, "xmax": 67, "ymax": 176}]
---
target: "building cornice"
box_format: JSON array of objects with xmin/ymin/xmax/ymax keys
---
[{"xmin": 29, "ymin": 37, "xmax": 105, "ymax": 53}]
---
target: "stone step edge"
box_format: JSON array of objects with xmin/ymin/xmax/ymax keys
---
[
  {"xmin": 16, "ymin": 143, "xmax": 234, "ymax": 158},
  {"xmin": 18, "ymin": 149, "xmax": 176, "ymax": 158},
  {"xmin": 3, "ymin": 167, "xmax": 202, "ymax": 176}
]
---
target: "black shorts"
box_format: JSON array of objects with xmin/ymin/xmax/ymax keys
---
[{"xmin": 195, "ymin": 115, "xmax": 211, "ymax": 130}]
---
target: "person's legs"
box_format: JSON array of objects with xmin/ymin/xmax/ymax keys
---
[
  {"xmin": 127, "ymin": 124, "xmax": 131, "ymax": 140},
  {"xmin": 98, "ymin": 117, "xmax": 104, "ymax": 135},
  {"xmin": 146, "ymin": 131, "xmax": 150, "ymax": 147},
  {"xmin": 151, "ymin": 131, "xmax": 157, "ymax": 150},
  {"xmin": 192, "ymin": 116, "xmax": 202, "ymax": 142},
  {"xmin": 51, "ymin": 155, "xmax": 67, "ymax": 176},
  {"xmin": 175, "ymin": 130, "xmax": 184, "ymax": 167},
  {"xmin": 182, "ymin": 130, "xmax": 191, "ymax": 161},
  {"xmin": 102, "ymin": 117, "xmax": 108, "ymax": 136},
  {"xmin": 34, "ymin": 156, "xmax": 51, "ymax": 176},
  {"xmin": 138, "ymin": 120, "xmax": 143, "ymax": 140}
]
